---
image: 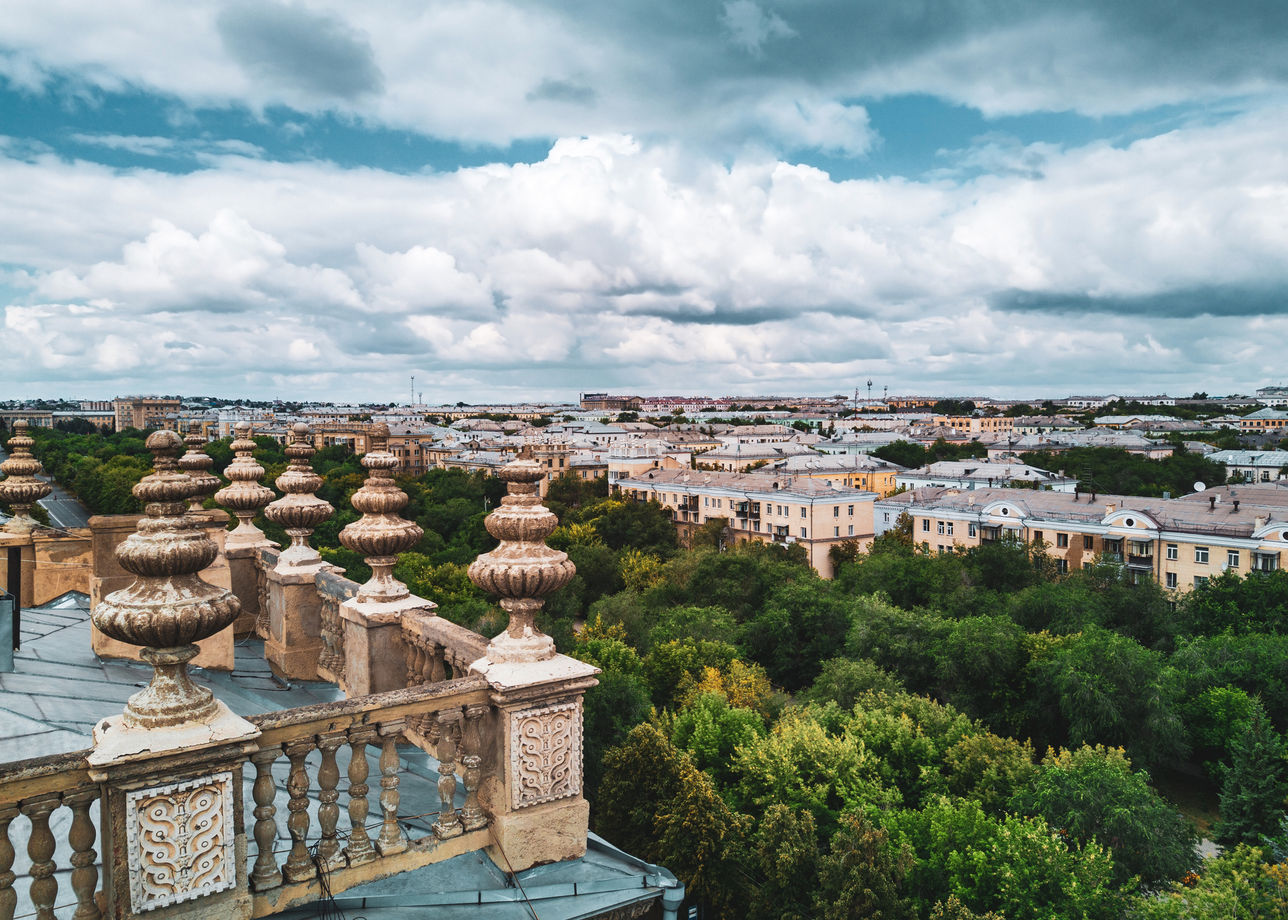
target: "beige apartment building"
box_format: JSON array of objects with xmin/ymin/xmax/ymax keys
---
[
  {"xmin": 935, "ymin": 415, "xmax": 1016, "ymax": 437},
  {"xmin": 877, "ymin": 483, "xmax": 1287, "ymax": 591},
  {"xmin": 614, "ymin": 468, "xmax": 877, "ymax": 578},
  {"xmin": 113, "ymin": 396, "xmax": 181, "ymax": 431}
]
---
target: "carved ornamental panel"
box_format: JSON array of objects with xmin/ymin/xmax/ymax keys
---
[
  {"xmin": 125, "ymin": 771, "xmax": 236, "ymax": 912},
  {"xmin": 510, "ymin": 700, "xmax": 582, "ymax": 808}
]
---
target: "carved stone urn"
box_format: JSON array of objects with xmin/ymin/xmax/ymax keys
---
[
  {"xmin": 92, "ymin": 430, "xmax": 241, "ymax": 729},
  {"xmin": 468, "ymin": 459, "xmax": 575, "ymax": 663},
  {"xmin": 339, "ymin": 423, "xmax": 423, "ymax": 603},
  {"xmin": 264, "ymin": 422, "xmax": 333, "ymax": 571},
  {"xmin": 179, "ymin": 429, "xmax": 220, "ymax": 512},
  {"xmin": 0, "ymin": 420, "xmax": 52, "ymax": 533},
  {"xmin": 214, "ymin": 422, "xmax": 275, "ymax": 549}
]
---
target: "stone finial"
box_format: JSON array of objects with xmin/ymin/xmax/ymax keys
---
[
  {"xmin": 91, "ymin": 430, "xmax": 241, "ymax": 728},
  {"xmin": 264, "ymin": 422, "xmax": 334, "ymax": 571},
  {"xmin": 0, "ymin": 420, "xmax": 52, "ymax": 533},
  {"xmin": 214, "ymin": 422, "xmax": 275, "ymax": 549},
  {"xmin": 339, "ymin": 423, "xmax": 423, "ymax": 603},
  {"xmin": 468, "ymin": 459, "xmax": 575, "ymax": 663},
  {"xmin": 179, "ymin": 429, "xmax": 220, "ymax": 513}
]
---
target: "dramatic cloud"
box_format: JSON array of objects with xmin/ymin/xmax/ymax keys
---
[{"xmin": 1, "ymin": 2, "xmax": 1285, "ymax": 400}]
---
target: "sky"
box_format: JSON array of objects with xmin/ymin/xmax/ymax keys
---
[{"xmin": 1, "ymin": 1, "xmax": 1286, "ymax": 404}]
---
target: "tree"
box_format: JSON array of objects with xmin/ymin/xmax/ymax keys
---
[
  {"xmin": 815, "ymin": 811, "xmax": 914, "ymax": 920},
  {"xmin": 1127, "ymin": 845, "xmax": 1288, "ymax": 920},
  {"xmin": 747, "ymin": 804, "xmax": 819, "ymax": 920},
  {"xmin": 740, "ymin": 579, "xmax": 850, "ymax": 690},
  {"xmin": 1011, "ymin": 745, "xmax": 1197, "ymax": 889},
  {"xmin": 804, "ymin": 657, "xmax": 904, "ymax": 709},
  {"xmin": 1216, "ymin": 707, "xmax": 1288, "ymax": 848},
  {"xmin": 1030, "ymin": 625, "xmax": 1187, "ymax": 768}
]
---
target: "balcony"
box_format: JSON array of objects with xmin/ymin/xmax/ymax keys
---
[
  {"xmin": 0, "ymin": 427, "xmax": 682, "ymax": 920},
  {"xmin": 1252, "ymin": 552, "xmax": 1281, "ymax": 573},
  {"xmin": 1126, "ymin": 554, "xmax": 1154, "ymax": 569}
]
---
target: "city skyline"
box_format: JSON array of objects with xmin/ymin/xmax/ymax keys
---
[{"xmin": 2, "ymin": 2, "xmax": 1286, "ymax": 401}]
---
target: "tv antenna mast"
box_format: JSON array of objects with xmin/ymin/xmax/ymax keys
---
[
  {"xmin": 410, "ymin": 375, "xmax": 415, "ymax": 407},
  {"xmin": 867, "ymin": 379, "xmax": 873, "ymax": 405}
]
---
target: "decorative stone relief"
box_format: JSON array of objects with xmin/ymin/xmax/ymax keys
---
[
  {"xmin": 509, "ymin": 700, "xmax": 581, "ymax": 809},
  {"xmin": 125, "ymin": 772, "xmax": 236, "ymax": 912}
]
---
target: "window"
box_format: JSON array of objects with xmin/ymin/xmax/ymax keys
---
[
  {"xmin": 1056, "ymin": 533, "xmax": 1069, "ymax": 548},
  {"xmin": 1263, "ymin": 470, "xmax": 1272, "ymax": 482},
  {"xmin": 1195, "ymin": 546, "xmax": 1209, "ymax": 564},
  {"xmin": 1166, "ymin": 572, "xmax": 1177, "ymax": 589},
  {"xmin": 1227, "ymin": 549, "xmax": 1240, "ymax": 569},
  {"xmin": 938, "ymin": 521, "xmax": 945, "ymax": 534},
  {"xmin": 800, "ymin": 527, "xmax": 807, "ymax": 538},
  {"xmin": 946, "ymin": 522, "xmax": 954, "ymax": 536},
  {"xmin": 1166, "ymin": 543, "xmax": 1178, "ymax": 560},
  {"xmin": 848, "ymin": 505, "xmax": 855, "ymax": 516},
  {"xmin": 969, "ymin": 523, "xmax": 977, "ymax": 538},
  {"xmin": 883, "ymin": 512, "xmax": 890, "ymax": 523},
  {"xmin": 1057, "ymin": 559, "xmax": 1069, "ymax": 574},
  {"xmin": 848, "ymin": 525, "xmax": 854, "ymax": 536},
  {"xmin": 923, "ymin": 519, "xmax": 930, "ymax": 532},
  {"xmin": 834, "ymin": 506, "xmax": 839, "ymax": 517},
  {"xmin": 1033, "ymin": 530, "xmax": 1044, "ymax": 543},
  {"xmin": 704, "ymin": 496, "xmax": 709, "ymax": 507},
  {"xmin": 801, "ymin": 507, "xmax": 807, "ymax": 518},
  {"xmin": 1194, "ymin": 575, "xmax": 1208, "ymax": 587},
  {"xmin": 834, "ymin": 527, "xmax": 839, "ymax": 537}
]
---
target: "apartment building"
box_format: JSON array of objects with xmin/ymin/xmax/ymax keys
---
[
  {"xmin": 614, "ymin": 468, "xmax": 877, "ymax": 578},
  {"xmin": 896, "ymin": 460, "xmax": 1077, "ymax": 493},
  {"xmin": 1240, "ymin": 408, "xmax": 1288, "ymax": 432},
  {"xmin": 1208, "ymin": 450, "xmax": 1288, "ymax": 484},
  {"xmin": 935, "ymin": 415, "xmax": 1016, "ymax": 437},
  {"xmin": 876, "ymin": 484, "xmax": 1287, "ymax": 591},
  {"xmin": 766, "ymin": 452, "xmax": 906, "ymax": 496},
  {"xmin": 113, "ymin": 396, "xmax": 181, "ymax": 431}
]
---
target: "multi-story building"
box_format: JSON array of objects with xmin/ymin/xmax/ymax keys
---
[
  {"xmin": 1208, "ymin": 450, "xmax": 1288, "ymax": 484},
  {"xmin": 113, "ymin": 396, "xmax": 181, "ymax": 431},
  {"xmin": 1239, "ymin": 408, "xmax": 1288, "ymax": 432},
  {"xmin": 876, "ymin": 483, "xmax": 1287, "ymax": 590},
  {"xmin": 766, "ymin": 452, "xmax": 906, "ymax": 496},
  {"xmin": 579, "ymin": 393, "xmax": 643, "ymax": 411},
  {"xmin": 614, "ymin": 468, "xmax": 876, "ymax": 578},
  {"xmin": 935, "ymin": 415, "xmax": 1016, "ymax": 437},
  {"xmin": 0, "ymin": 409, "xmax": 53, "ymax": 428},
  {"xmin": 896, "ymin": 460, "xmax": 1078, "ymax": 493},
  {"xmin": 1256, "ymin": 386, "xmax": 1288, "ymax": 407}
]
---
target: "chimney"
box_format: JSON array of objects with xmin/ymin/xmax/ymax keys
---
[
  {"xmin": 1255, "ymin": 515, "xmax": 1266, "ymax": 530},
  {"xmin": 1209, "ymin": 495, "xmax": 1216, "ymax": 510},
  {"xmin": 1233, "ymin": 500, "xmax": 1240, "ymax": 512},
  {"xmin": 1162, "ymin": 491, "xmax": 1170, "ymax": 499},
  {"xmin": 1106, "ymin": 503, "xmax": 1116, "ymax": 514}
]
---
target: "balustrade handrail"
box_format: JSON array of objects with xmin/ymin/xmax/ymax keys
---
[
  {"xmin": 401, "ymin": 611, "xmax": 489, "ymax": 670},
  {"xmin": 0, "ymin": 749, "xmax": 94, "ymax": 806},
  {"xmin": 248, "ymin": 674, "xmax": 489, "ymax": 743}
]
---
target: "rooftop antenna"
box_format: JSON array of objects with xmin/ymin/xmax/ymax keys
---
[
  {"xmin": 867, "ymin": 379, "xmax": 873, "ymax": 406},
  {"xmin": 410, "ymin": 375, "xmax": 415, "ymax": 407}
]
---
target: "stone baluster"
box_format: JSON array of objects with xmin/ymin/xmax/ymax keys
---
[
  {"xmin": 64, "ymin": 789, "xmax": 101, "ymax": 920},
  {"xmin": 317, "ymin": 598, "xmax": 344, "ymax": 683},
  {"xmin": 460, "ymin": 705, "xmax": 488, "ymax": 831},
  {"xmin": 429, "ymin": 645, "xmax": 447, "ymax": 683},
  {"xmin": 344, "ymin": 727, "xmax": 377, "ymax": 866},
  {"xmin": 0, "ymin": 805, "xmax": 17, "ymax": 920},
  {"xmin": 179, "ymin": 430, "xmax": 220, "ymax": 513},
  {"xmin": 433, "ymin": 709, "xmax": 463, "ymax": 839},
  {"xmin": 91, "ymin": 430, "xmax": 242, "ymax": 730},
  {"xmin": 375, "ymin": 721, "xmax": 407, "ymax": 856},
  {"xmin": 264, "ymin": 423, "xmax": 333, "ymax": 572},
  {"xmin": 0, "ymin": 420, "xmax": 52, "ymax": 533},
  {"xmin": 21, "ymin": 794, "xmax": 58, "ymax": 920},
  {"xmin": 214, "ymin": 422, "xmax": 276, "ymax": 551},
  {"xmin": 282, "ymin": 739, "xmax": 316, "ymax": 883},
  {"xmin": 255, "ymin": 560, "xmax": 271, "ymax": 638},
  {"xmin": 249, "ymin": 748, "xmax": 283, "ymax": 891},
  {"xmin": 315, "ymin": 731, "xmax": 347, "ymax": 870},
  {"xmin": 467, "ymin": 459, "xmax": 575, "ymax": 663}
]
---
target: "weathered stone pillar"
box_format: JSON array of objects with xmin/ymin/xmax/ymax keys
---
[
  {"xmin": 0, "ymin": 420, "xmax": 52, "ymax": 534},
  {"xmin": 88, "ymin": 430, "xmax": 260, "ymax": 920},
  {"xmin": 467, "ymin": 459, "xmax": 598, "ymax": 871},
  {"xmin": 262, "ymin": 423, "xmax": 338, "ymax": 679},
  {"xmin": 337, "ymin": 423, "xmax": 434, "ymax": 696},
  {"xmin": 214, "ymin": 423, "xmax": 277, "ymax": 636}
]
